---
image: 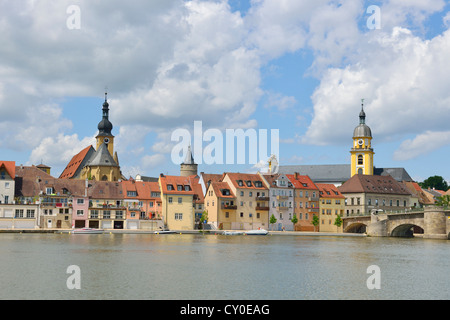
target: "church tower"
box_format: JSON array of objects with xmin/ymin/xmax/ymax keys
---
[
  {"xmin": 350, "ymin": 100, "xmax": 374, "ymax": 177},
  {"xmin": 96, "ymin": 92, "xmax": 115, "ymax": 157}
]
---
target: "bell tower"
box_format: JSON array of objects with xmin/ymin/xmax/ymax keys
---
[
  {"xmin": 96, "ymin": 91, "xmax": 115, "ymax": 157},
  {"xmin": 350, "ymin": 100, "xmax": 374, "ymax": 177}
]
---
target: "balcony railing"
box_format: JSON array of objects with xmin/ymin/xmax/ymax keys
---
[
  {"xmin": 256, "ymin": 196, "xmax": 269, "ymax": 201},
  {"xmin": 221, "ymin": 204, "xmax": 237, "ymax": 210},
  {"xmin": 256, "ymin": 206, "xmax": 269, "ymax": 211}
]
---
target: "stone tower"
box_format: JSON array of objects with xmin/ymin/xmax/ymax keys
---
[{"xmin": 180, "ymin": 145, "xmax": 198, "ymax": 177}]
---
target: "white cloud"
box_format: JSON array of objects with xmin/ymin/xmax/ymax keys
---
[
  {"xmin": 393, "ymin": 131, "xmax": 450, "ymax": 161},
  {"xmin": 29, "ymin": 133, "xmax": 96, "ymax": 170}
]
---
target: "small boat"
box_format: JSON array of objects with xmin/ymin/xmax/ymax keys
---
[
  {"xmin": 153, "ymin": 230, "xmax": 177, "ymax": 234},
  {"xmin": 223, "ymin": 230, "xmax": 244, "ymax": 235},
  {"xmin": 244, "ymin": 228, "xmax": 268, "ymax": 235},
  {"xmin": 72, "ymin": 228, "xmax": 104, "ymax": 234}
]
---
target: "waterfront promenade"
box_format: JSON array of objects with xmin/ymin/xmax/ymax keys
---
[{"xmin": 0, "ymin": 228, "xmax": 366, "ymax": 237}]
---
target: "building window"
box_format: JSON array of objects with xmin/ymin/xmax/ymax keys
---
[
  {"xmin": 358, "ymin": 155, "xmax": 363, "ymax": 165},
  {"xmin": 77, "ymin": 210, "xmax": 84, "ymax": 216},
  {"xmin": 26, "ymin": 210, "xmax": 35, "ymax": 218},
  {"xmin": 103, "ymin": 211, "xmax": 111, "ymax": 219},
  {"xmin": 91, "ymin": 210, "xmax": 99, "ymax": 218},
  {"xmin": 15, "ymin": 209, "xmax": 24, "ymax": 218},
  {"xmin": 127, "ymin": 191, "xmax": 137, "ymax": 197},
  {"xmin": 178, "ymin": 197, "xmax": 182, "ymax": 204},
  {"xmin": 175, "ymin": 213, "xmax": 183, "ymax": 220},
  {"xmin": 168, "ymin": 197, "xmax": 173, "ymax": 203},
  {"xmin": 116, "ymin": 211, "xmax": 123, "ymax": 219},
  {"xmin": 77, "ymin": 199, "xmax": 84, "ymax": 204}
]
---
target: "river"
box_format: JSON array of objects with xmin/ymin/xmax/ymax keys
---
[{"xmin": 0, "ymin": 233, "xmax": 448, "ymax": 300}]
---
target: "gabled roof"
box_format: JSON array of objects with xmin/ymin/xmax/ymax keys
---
[
  {"xmin": 316, "ymin": 183, "xmax": 345, "ymax": 199},
  {"xmin": 159, "ymin": 174, "xmax": 197, "ymax": 195},
  {"xmin": 15, "ymin": 166, "xmax": 88, "ymax": 198},
  {"xmin": 209, "ymin": 181, "xmax": 235, "ymax": 199},
  {"xmin": 121, "ymin": 180, "xmax": 161, "ymax": 200},
  {"xmin": 59, "ymin": 145, "xmax": 95, "ymax": 179},
  {"xmin": 402, "ymin": 181, "xmax": 434, "ymax": 205},
  {"xmin": 338, "ymin": 174, "xmax": 412, "ymax": 195},
  {"xmin": 224, "ymin": 172, "xmax": 267, "ymax": 190},
  {"xmin": 285, "ymin": 173, "xmax": 318, "ymax": 190},
  {"xmin": 0, "ymin": 161, "xmax": 16, "ymax": 179}
]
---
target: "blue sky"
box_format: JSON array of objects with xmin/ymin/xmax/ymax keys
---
[{"xmin": 1, "ymin": 0, "xmax": 450, "ymax": 184}]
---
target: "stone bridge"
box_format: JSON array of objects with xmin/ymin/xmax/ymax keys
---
[{"xmin": 342, "ymin": 206, "xmax": 450, "ymax": 239}]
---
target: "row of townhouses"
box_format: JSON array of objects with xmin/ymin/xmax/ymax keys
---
[{"xmin": 0, "ymin": 159, "xmax": 443, "ymax": 232}]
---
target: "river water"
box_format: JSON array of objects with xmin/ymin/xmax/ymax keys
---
[{"xmin": 0, "ymin": 233, "xmax": 448, "ymax": 300}]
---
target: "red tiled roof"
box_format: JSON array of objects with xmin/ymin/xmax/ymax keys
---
[
  {"xmin": 285, "ymin": 173, "xmax": 318, "ymax": 190},
  {"xmin": 59, "ymin": 145, "xmax": 94, "ymax": 179},
  {"xmin": 121, "ymin": 180, "xmax": 161, "ymax": 200},
  {"xmin": 0, "ymin": 161, "xmax": 16, "ymax": 179},
  {"xmin": 224, "ymin": 172, "xmax": 267, "ymax": 190},
  {"xmin": 316, "ymin": 183, "xmax": 345, "ymax": 199},
  {"xmin": 210, "ymin": 181, "xmax": 235, "ymax": 198}
]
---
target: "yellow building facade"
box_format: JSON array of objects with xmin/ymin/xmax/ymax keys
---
[
  {"xmin": 316, "ymin": 183, "xmax": 345, "ymax": 233},
  {"xmin": 159, "ymin": 174, "xmax": 198, "ymax": 230}
]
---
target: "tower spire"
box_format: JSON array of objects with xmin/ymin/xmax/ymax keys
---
[{"xmin": 359, "ymin": 98, "xmax": 366, "ymax": 124}]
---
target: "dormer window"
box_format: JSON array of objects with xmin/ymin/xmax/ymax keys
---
[
  {"xmin": 246, "ymin": 181, "xmax": 252, "ymax": 187},
  {"xmin": 237, "ymin": 180, "xmax": 243, "ymax": 186},
  {"xmin": 177, "ymin": 185, "xmax": 183, "ymax": 191},
  {"xmin": 46, "ymin": 187, "xmax": 53, "ymax": 195},
  {"xmin": 184, "ymin": 185, "xmax": 190, "ymax": 191},
  {"xmin": 167, "ymin": 184, "xmax": 174, "ymax": 191}
]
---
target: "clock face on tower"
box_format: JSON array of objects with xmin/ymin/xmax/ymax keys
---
[
  {"xmin": 358, "ymin": 139, "xmax": 364, "ymax": 146},
  {"xmin": 104, "ymin": 137, "xmax": 110, "ymax": 144}
]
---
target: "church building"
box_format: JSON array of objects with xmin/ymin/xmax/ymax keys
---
[{"xmin": 60, "ymin": 93, "xmax": 123, "ymax": 182}]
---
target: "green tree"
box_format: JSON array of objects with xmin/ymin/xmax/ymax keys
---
[
  {"xmin": 291, "ymin": 214, "xmax": 298, "ymax": 230},
  {"xmin": 198, "ymin": 210, "xmax": 208, "ymax": 230},
  {"xmin": 436, "ymin": 195, "xmax": 450, "ymax": 207},
  {"xmin": 269, "ymin": 214, "xmax": 277, "ymax": 231},
  {"xmin": 334, "ymin": 215, "xmax": 343, "ymax": 231},
  {"xmin": 311, "ymin": 214, "xmax": 319, "ymax": 232},
  {"xmin": 419, "ymin": 176, "xmax": 449, "ymax": 191}
]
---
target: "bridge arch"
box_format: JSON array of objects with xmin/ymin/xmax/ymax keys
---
[
  {"xmin": 344, "ymin": 222, "xmax": 367, "ymax": 234},
  {"xmin": 390, "ymin": 224, "xmax": 424, "ymax": 238}
]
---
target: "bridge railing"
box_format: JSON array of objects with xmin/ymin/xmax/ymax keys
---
[{"xmin": 343, "ymin": 206, "xmax": 431, "ymax": 218}]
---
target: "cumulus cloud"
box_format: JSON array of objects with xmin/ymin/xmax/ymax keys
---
[{"xmin": 393, "ymin": 131, "xmax": 450, "ymax": 161}]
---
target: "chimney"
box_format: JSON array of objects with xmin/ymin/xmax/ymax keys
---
[{"xmin": 295, "ymin": 172, "xmax": 299, "ymax": 180}]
